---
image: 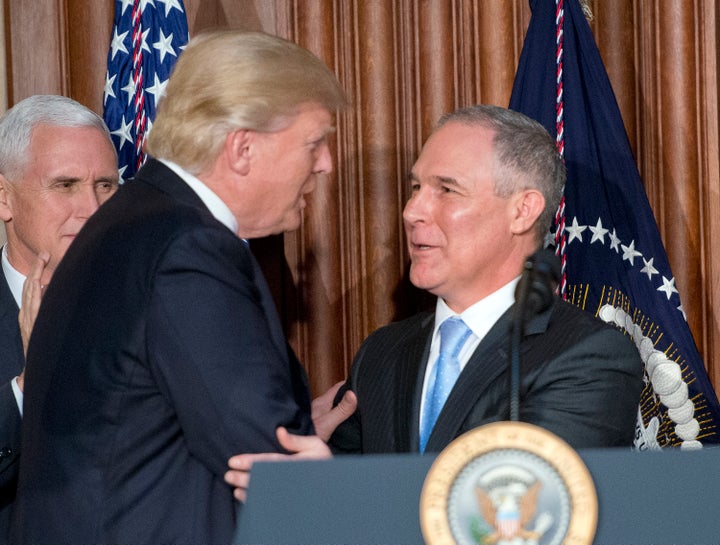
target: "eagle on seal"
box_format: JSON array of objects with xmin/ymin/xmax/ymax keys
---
[{"xmin": 475, "ymin": 480, "xmax": 542, "ymax": 543}]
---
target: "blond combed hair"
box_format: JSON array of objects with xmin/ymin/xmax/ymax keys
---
[{"xmin": 146, "ymin": 30, "xmax": 349, "ymax": 174}]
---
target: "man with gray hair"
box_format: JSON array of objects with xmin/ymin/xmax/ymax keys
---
[
  {"xmin": 12, "ymin": 30, "xmax": 348, "ymax": 544},
  {"xmin": 328, "ymin": 105, "xmax": 642, "ymax": 454},
  {"xmin": 0, "ymin": 94, "xmax": 119, "ymax": 540}
]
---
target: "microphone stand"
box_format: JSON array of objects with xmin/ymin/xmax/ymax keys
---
[
  {"xmin": 509, "ymin": 261, "xmax": 533, "ymax": 422},
  {"xmin": 509, "ymin": 249, "xmax": 561, "ymax": 422}
]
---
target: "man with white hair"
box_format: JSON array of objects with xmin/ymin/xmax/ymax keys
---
[{"xmin": 0, "ymin": 94, "xmax": 119, "ymax": 541}]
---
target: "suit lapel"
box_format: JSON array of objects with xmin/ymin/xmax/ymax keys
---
[
  {"xmin": 246, "ymin": 247, "xmax": 288, "ymax": 358},
  {"xmin": 394, "ymin": 314, "xmax": 433, "ymax": 452},
  {"xmin": 425, "ymin": 303, "xmax": 554, "ymax": 451},
  {"xmin": 0, "ymin": 269, "xmax": 23, "ymax": 381}
]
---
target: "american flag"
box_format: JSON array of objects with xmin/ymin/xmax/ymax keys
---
[
  {"xmin": 103, "ymin": 0, "xmax": 189, "ymax": 180},
  {"xmin": 509, "ymin": 0, "xmax": 720, "ymax": 448}
]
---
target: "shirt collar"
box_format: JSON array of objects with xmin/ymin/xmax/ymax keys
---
[
  {"xmin": 434, "ymin": 276, "xmax": 520, "ymax": 342},
  {"xmin": 159, "ymin": 159, "xmax": 239, "ymax": 235}
]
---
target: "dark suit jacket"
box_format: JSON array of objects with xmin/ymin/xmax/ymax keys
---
[
  {"xmin": 330, "ymin": 297, "xmax": 644, "ymax": 454},
  {"xmin": 12, "ymin": 160, "xmax": 314, "ymax": 545},
  {"xmin": 0, "ymin": 267, "xmax": 23, "ymax": 541}
]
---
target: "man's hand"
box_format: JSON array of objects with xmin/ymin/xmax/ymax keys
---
[
  {"xmin": 225, "ymin": 382, "xmax": 357, "ymax": 502},
  {"xmin": 311, "ymin": 381, "xmax": 357, "ymax": 441},
  {"xmin": 17, "ymin": 251, "xmax": 50, "ymax": 391},
  {"xmin": 225, "ymin": 427, "xmax": 333, "ymax": 502}
]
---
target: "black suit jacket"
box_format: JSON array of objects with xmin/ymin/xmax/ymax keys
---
[
  {"xmin": 12, "ymin": 160, "xmax": 314, "ymax": 545},
  {"xmin": 330, "ymin": 297, "xmax": 643, "ymax": 454},
  {"xmin": 0, "ymin": 267, "xmax": 23, "ymax": 541}
]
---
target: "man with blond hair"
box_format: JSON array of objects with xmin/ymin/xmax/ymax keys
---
[{"xmin": 13, "ymin": 31, "xmax": 348, "ymax": 544}]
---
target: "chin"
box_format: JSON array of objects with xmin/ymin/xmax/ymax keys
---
[
  {"xmin": 408, "ymin": 270, "xmax": 434, "ymax": 292},
  {"xmin": 280, "ymin": 217, "xmax": 303, "ymax": 233}
]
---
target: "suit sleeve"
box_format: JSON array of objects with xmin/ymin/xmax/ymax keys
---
[
  {"xmin": 146, "ymin": 226, "xmax": 313, "ymax": 476},
  {"xmin": 0, "ymin": 381, "xmax": 21, "ymax": 505},
  {"xmin": 520, "ymin": 326, "xmax": 643, "ymax": 448}
]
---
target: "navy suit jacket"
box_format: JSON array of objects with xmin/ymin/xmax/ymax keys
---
[
  {"xmin": 0, "ymin": 266, "xmax": 23, "ymax": 541},
  {"xmin": 12, "ymin": 160, "xmax": 314, "ymax": 545},
  {"xmin": 330, "ymin": 297, "xmax": 644, "ymax": 454}
]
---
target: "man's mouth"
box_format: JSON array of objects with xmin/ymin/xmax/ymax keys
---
[{"xmin": 411, "ymin": 242, "xmax": 435, "ymax": 251}]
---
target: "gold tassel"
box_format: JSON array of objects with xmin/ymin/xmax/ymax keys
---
[{"xmin": 579, "ymin": 0, "xmax": 594, "ymax": 22}]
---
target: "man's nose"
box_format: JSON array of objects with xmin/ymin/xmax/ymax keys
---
[
  {"xmin": 313, "ymin": 143, "xmax": 333, "ymax": 175},
  {"xmin": 75, "ymin": 184, "xmax": 102, "ymax": 218},
  {"xmin": 403, "ymin": 188, "xmax": 428, "ymax": 225}
]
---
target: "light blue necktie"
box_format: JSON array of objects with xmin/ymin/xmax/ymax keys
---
[{"xmin": 419, "ymin": 316, "xmax": 472, "ymax": 453}]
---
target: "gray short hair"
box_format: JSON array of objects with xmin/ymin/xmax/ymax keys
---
[
  {"xmin": 436, "ymin": 105, "xmax": 565, "ymax": 242},
  {"xmin": 0, "ymin": 95, "xmax": 115, "ymax": 180}
]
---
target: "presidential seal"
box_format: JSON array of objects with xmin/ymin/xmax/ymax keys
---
[{"xmin": 420, "ymin": 422, "xmax": 597, "ymax": 545}]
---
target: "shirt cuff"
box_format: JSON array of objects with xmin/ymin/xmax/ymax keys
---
[{"xmin": 11, "ymin": 376, "xmax": 23, "ymax": 417}]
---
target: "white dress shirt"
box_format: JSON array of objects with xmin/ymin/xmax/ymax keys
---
[
  {"xmin": 159, "ymin": 159, "xmax": 239, "ymax": 234},
  {"xmin": 2, "ymin": 244, "xmax": 26, "ymax": 414},
  {"xmin": 419, "ymin": 277, "xmax": 520, "ymax": 424}
]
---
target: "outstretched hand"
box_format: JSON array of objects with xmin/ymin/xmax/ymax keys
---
[
  {"xmin": 17, "ymin": 251, "xmax": 50, "ymax": 391},
  {"xmin": 225, "ymin": 427, "xmax": 333, "ymax": 502},
  {"xmin": 225, "ymin": 382, "xmax": 358, "ymax": 502}
]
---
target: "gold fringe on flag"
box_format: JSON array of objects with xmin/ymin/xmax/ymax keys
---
[{"xmin": 579, "ymin": 0, "xmax": 594, "ymax": 22}]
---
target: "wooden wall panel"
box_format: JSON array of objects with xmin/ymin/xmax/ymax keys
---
[
  {"xmin": 3, "ymin": 0, "xmax": 720, "ymax": 401},
  {"xmin": 3, "ymin": 0, "xmax": 111, "ymax": 113},
  {"xmin": 184, "ymin": 0, "xmax": 277, "ymax": 33},
  {"xmin": 64, "ymin": 1, "xmax": 113, "ymax": 113},
  {"xmin": 656, "ymin": 2, "xmax": 704, "ymax": 356},
  {"xmin": 4, "ymin": 0, "xmax": 65, "ymax": 103},
  {"xmin": 698, "ymin": 0, "xmax": 720, "ymax": 388}
]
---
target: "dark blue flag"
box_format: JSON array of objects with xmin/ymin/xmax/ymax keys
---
[
  {"xmin": 509, "ymin": 0, "xmax": 720, "ymax": 448},
  {"xmin": 103, "ymin": 0, "xmax": 189, "ymax": 180}
]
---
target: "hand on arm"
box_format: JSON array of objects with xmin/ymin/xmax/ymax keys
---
[
  {"xmin": 16, "ymin": 251, "xmax": 50, "ymax": 391},
  {"xmin": 225, "ymin": 382, "xmax": 357, "ymax": 502},
  {"xmin": 225, "ymin": 427, "xmax": 333, "ymax": 502},
  {"xmin": 311, "ymin": 381, "xmax": 357, "ymax": 441}
]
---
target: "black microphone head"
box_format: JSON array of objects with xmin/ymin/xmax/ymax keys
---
[
  {"xmin": 515, "ymin": 248, "xmax": 561, "ymax": 317},
  {"xmin": 529, "ymin": 248, "xmax": 561, "ymax": 284}
]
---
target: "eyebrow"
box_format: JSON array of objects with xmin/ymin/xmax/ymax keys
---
[
  {"xmin": 315, "ymin": 126, "xmax": 337, "ymax": 139},
  {"xmin": 48, "ymin": 175, "xmax": 119, "ymax": 185},
  {"xmin": 47, "ymin": 176, "xmax": 81, "ymax": 185},
  {"xmin": 436, "ymin": 175, "xmax": 459, "ymax": 187},
  {"xmin": 95, "ymin": 175, "xmax": 120, "ymax": 183},
  {"xmin": 408, "ymin": 172, "xmax": 460, "ymax": 187}
]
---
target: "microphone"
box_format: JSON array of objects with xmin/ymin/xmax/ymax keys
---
[
  {"xmin": 509, "ymin": 249, "xmax": 561, "ymax": 421},
  {"xmin": 513, "ymin": 248, "xmax": 561, "ymax": 320}
]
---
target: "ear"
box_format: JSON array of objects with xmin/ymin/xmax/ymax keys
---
[
  {"xmin": 509, "ymin": 188, "xmax": 545, "ymax": 235},
  {"xmin": 224, "ymin": 129, "xmax": 252, "ymax": 176},
  {"xmin": 0, "ymin": 174, "xmax": 14, "ymax": 222}
]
